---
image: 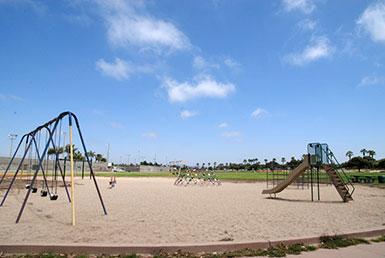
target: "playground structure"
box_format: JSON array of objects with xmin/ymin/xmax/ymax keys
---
[
  {"xmin": 0, "ymin": 111, "xmax": 107, "ymax": 225},
  {"xmin": 168, "ymin": 160, "xmax": 187, "ymax": 176},
  {"xmin": 174, "ymin": 168, "xmax": 222, "ymax": 187},
  {"xmin": 262, "ymin": 143, "xmax": 354, "ymax": 202},
  {"xmin": 265, "ymin": 167, "xmax": 332, "ymax": 191}
]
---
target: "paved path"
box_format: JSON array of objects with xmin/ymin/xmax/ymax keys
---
[{"xmin": 287, "ymin": 242, "xmax": 385, "ymax": 258}]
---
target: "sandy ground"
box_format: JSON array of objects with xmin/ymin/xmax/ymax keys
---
[{"xmin": 0, "ymin": 177, "xmax": 384, "ymax": 245}]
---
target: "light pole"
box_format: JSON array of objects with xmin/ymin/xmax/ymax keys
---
[
  {"xmin": 107, "ymin": 144, "xmax": 110, "ymax": 164},
  {"xmin": 8, "ymin": 134, "xmax": 18, "ymax": 157},
  {"xmin": 137, "ymin": 150, "xmax": 140, "ymax": 165},
  {"xmin": 127, "ymin": 154, "xmax": 130, "ymax": 165},
  {"xmin": 62, "ymin": 132, "xmax": 67, "ymax": 159}
]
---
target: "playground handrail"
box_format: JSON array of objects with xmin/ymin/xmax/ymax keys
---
[{"xmin": 320, "ymin": 146, "xmax": 355, "ymax": 201}]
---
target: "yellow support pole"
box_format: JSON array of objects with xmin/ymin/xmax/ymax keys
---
[{"xmin": 69, "ymin": 124, "xmax": 75, "ymax": 226}]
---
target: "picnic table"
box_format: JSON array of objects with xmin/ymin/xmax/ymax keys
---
[{"xmin": 351, "ymin": 175, "xmax": 375, "ymax": 183}]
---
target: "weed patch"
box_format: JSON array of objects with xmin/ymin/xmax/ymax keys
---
[
  {"xmin": 319, "ymin": 236, "xmax": 369, "ymax": 249},
  {"xmin": 371, "ymin": 235, "xmax": 385, "ymax": 243}
]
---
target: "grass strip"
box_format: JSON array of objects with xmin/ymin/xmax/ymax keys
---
[
  {"xmin": 371, "ymin": 235, "xmax": 385, "ymax": 242},
  {"xmin": 319, "ymin": 236, "xmax": 370, "ymax": 249}
]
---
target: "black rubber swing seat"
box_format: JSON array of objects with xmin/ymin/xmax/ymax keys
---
[
  {"xmin": 50, "ymin": 194, "xmax": 58, "ymax": 201},
  {"xmin": 40, "ymin": 189, "xmax": 48, "ymax": 197},
  {"xmin": 25, "ymin": 184, "xmax": 37, "ymax": 193}
]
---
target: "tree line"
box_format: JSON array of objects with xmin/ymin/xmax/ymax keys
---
[
  {"xmin": 193, "ymin": 157, "xmax": 304, "ymax": 171},
  {"xmin": 189, "ymin": 148, "xmax": 383, "ymax": 172},
  {"xmin": 47, "ymin": 144, "xmax": 107, "ymax": 162},
  {"xmin": 343, "ymin": 149, "xmax": 384, "ymax": 171}
]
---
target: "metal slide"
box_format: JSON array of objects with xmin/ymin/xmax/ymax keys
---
[{"xmin": 262, "ymin": 156, "xmax": 309, "ymax": 195}]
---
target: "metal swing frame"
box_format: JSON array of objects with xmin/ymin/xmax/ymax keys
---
[{"xmin": 0, "ymin": 111, "xmax": 107, "ymax": 224}]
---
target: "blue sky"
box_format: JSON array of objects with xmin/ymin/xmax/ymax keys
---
[{"xmin": 1, "ymin": 0, "xmax": 384, "ymax": 165}]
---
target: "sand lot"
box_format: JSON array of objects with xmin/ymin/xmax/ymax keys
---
[{"xmin": 0, "ymin": 177, "xmax": 384, "ymax": 245}]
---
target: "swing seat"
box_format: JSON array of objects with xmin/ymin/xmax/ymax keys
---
[
  {"xmin": 50, "ymin": 194, "xmax": 58, "ymax": 200},
  {"xmin": 40, "ymin": 189, "xmax": 48, "ymax": 197},
  {"xmin": 31, "ymin": 187, "xmax": 37, "ymax": 193}
]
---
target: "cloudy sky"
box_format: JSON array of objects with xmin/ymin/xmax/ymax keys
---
[{"xmin": 0, "ymin": 0, "xmax": 384, "ymax": 165}]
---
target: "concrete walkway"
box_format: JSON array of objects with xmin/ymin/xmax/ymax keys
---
[{"xmin": 287, "ymin": 242, "xmax": 385, "ymax": 258}]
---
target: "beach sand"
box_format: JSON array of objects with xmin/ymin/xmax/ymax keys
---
[{"xmin": 0, "ymin": 177, "xmax": 384, "ymax": 245}]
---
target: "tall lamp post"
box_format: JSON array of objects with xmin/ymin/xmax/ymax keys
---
[
  {"xmin": 62, "ymin": 132, "xmax": 67, "ymax": 159},
  {"xmin": 8, "ymin": 134, "xmax": 18, "ymax": 157}
]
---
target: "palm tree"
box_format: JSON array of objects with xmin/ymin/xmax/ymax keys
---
[
  {"xmin": 87, "ymin": 151, "xmax": 96, "ymax": 162},
  {"xmin": 196, "ymin": 162, "xmax": 199, "ymax": 168},
  {"xmin": 360, "ymin": 148, "xmax": 367, "ymax": 157},
  {"xmin": 281, "ymin": 157, "xmax": 286, "ymax": 165},
  {"xmin": 367, "ymin": 150, "xmax": 376, "ymax": 159},
  {"xmin": 264, "ymin": 159, "xmax": 268, "ymax": 169},
  {"xmin": 65, "ymin": 144, "xmax": 78, "ymax": 158},
  {"xmin": 346, "ymin": 151, "xmax": 353, "ymax": 160},
  {"xmin": 96, "ymin": 153, "xmax": 103, "ymax": 162},
  {"xmin": 213, "ymin": 161, "xmax": 217, "ymax": 170},
  {"xmin": 47, "ymin": 148, "xmax": 56, "ymax": 160}
]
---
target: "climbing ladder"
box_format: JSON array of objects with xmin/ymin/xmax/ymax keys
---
[
  {"xmin": 322, "ymin": 164, "xmax": 353, "ymax": 202},
  {"xmin": 308, "ymin": 143, "xmax": 354, "ymax": 202}
]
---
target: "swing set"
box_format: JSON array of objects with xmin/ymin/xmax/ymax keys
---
[{"xmin": 0, "ymin": 111, "xmax": 107, "ymax": 225}]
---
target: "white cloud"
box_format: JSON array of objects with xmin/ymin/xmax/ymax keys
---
[
  {"xmin": 221, "ymin": 131, "xmax": 242, "ymax": 137},
  {"xmin": 224, "ymin": 58, "xmax": 241, "ymax": 69},
  {"xmin": 9, "ymin": 95, "xmax": 23, "ymax": 101},
  {"xmin": 251, "ymin": 108, "xmax": 268, "ymax": 118},
  {"xmin": 96, "ymin": 58, "xmax": 151, "ymax": 80},
  {"xmin": 357, "ymin": 1, "xmax": 385, "ymax": 43},
  {"xmin": 180, "ymin": 110, "xmax": 198, "ymax": 119},
  {"xmin": 110, "ymin": 122, "xmax": 124, "ymax": 128},
  {"xmin": 193, "ymin": 56, "xmax": 219, "ymax": 70},
  {"xmin": 163, "ymin": 75, "xmax": 235, "ymax": 102},
  {"xmin": 0, "ymin": 94, "xmax": 23, "ymax": 102},
  {"xmin": 285, "ymin": 36, "xmax": 334, "ymax": 66},
  {"xmin": 141, "ymin": 132, "xmax": 158, "ymax": 139},
  {"xmin": 96, "ymin": 0, "xmax": 191, "ymax": 53},
  {"xmin": 218, "ymin": 122, "xmax": 228, "ymax": 128},
  {"xmin": 91, "ymin": 109, "xmax": 105, "ymax": 116},
  {"xmin": 297, "ymin": 19, "xmax": 317, "ymax": 31},
  {"xmin": 282, "ymin": 0, "xmax": 316, "ymax": 14},
  {"xmin": 359, "ymin": 74, "xmax": 384, "ymax": 87}
]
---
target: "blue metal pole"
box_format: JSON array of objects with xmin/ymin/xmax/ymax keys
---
[
  {"xmin": 72, "ymin": 113, "xmax": 107, "ymax": 215},
  {"xmin": 1, "ymin": 134, "xmax": 33, "ymax": 206},
  {"xmin": 44, "ymin": 125, "xmax": 71, "ymax": 202},
  {"xmin": 31, "ymin": 136, "xmax": 52, "ymax": 197},
  {"xmin": 0, "ymin": 134, "xmax": 27, "ymax": 186},
  {"xmin": 16, "ymin": 113, "xmax": 69, "ymax": 223}
]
